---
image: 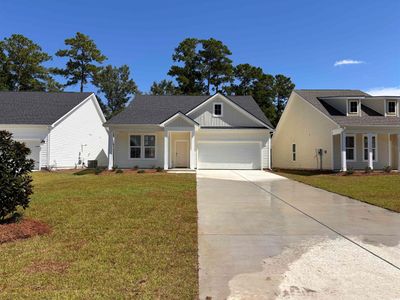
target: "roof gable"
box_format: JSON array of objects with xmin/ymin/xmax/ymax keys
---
[
  {"xmin": 0, "ymin": 92, "xmax": 93, "ymax": 125},
  {"xmin": 106, "ymin": 93, "xmax": 273, "ymax": 128}
]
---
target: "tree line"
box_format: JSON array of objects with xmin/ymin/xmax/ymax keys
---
[{"xmin": 0, "ymin": 33, "xmax": 294, "ymax": 125}]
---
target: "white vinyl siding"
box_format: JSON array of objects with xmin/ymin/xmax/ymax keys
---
[{"xmin": 49, "ymin": 96, "xmax": 108, "ymax": 168}]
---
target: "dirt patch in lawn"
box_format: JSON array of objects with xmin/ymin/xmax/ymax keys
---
[
  {"xmin": 0, "ymin": 218, "xmax": 51, "ymax": 244},
  {"xmin": 24, "ymin": 260, "xmax": 70, "ymax": 274}
]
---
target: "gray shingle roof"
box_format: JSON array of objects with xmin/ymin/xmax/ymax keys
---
[
  {"xmin": 295, "ymin": 89, "xmax": 400, "ymax": 126},
  {"xmin": 0, "ymin": 92, "xmax": 93, "ymax": 125},
  {"xmin": 106, "ymin": 94, "xmax": 273, "ymax": 128}
]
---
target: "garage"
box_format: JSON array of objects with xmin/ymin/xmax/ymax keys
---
[{"xmin": 197, "ymin": 141, "xmax": 261, "ymax": 170}]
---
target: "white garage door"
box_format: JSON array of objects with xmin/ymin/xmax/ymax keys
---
[
  {"xmin": 197, "ymin": 142, "xmax": 261, "ymax": 170},
  {"xmin": 23, "ymin": 141, "xmax": 41, "ymax": 170}
]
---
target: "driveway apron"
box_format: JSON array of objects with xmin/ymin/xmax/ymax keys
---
[{"xmin": 197, "ymin": 170, "xmax": 400, "ymax": 300}]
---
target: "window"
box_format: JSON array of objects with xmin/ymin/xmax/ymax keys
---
[
  {"xmin": 363, "ymin": 135, "xmax": 377, "ymax": 161},
  {"xmin": 348, "ymin": 100, "xmax": 359, "ymax": 114},
  {"xmin": 387, "ymin": 101, "xmax": 397, "ymax": 115},
  {"xmin": 130, "ymin": 135, "xmax": 141, "ymax": 158},
  {"xmin": 292, "ymin": 144, "xmax": 296, "ymax": 161},
  {"xmin": 144, "ymin": 135, "xmax": 156, "ymax": 159},
  {"xmin": 213, "ymin": 103, "xmax": 223, "ymax": 117},
  {"xmin": 129, "ymin": 134, "xmax": 156, "ymax": 159},
  {"xmin": 345, "ymin": 135, "xmax": 355, "ymax": 161}
]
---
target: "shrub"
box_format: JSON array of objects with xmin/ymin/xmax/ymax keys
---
[
  {"xmin": 383, "ymin": 165, "xmax": 392, "ymax": 173},
  {"xmin": 345, "ymin": 168, "xmax": 354, "ymax": 175},
  {"xmin": 132, "ymin": 165, "xmax": 139, "ymax": 170},
  {"xmin": 116, "ymin": 169, "xmax": 123, "ymax": 174},
  {"xmin": 0, "ymin": 130, "xmax": 34, "ymax": 221},
  {"xmin": 156, "ymin": 167, "xmax": 164, "ymax": 172},
  {"xmin": 94, "ymin": 167, "xmax": 104, "ymax": 175},
  {"xmin": 137, "ymin": 169, "xmax": 145, "ymax": 174},
  {"xmin": 364, "ymin": 166, "xmax": 372, "ymax": 174}
]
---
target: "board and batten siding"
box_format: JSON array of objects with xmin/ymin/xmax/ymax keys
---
[
  {"xmin": 272, "ymin": 92, "xmax": 338, "ymax": 170},
  {"xmin": 49, "ymin": 97, "xmax": 108, "ymax": 168},
  {"xmin": 188, "ymin": 96, "xmax": 261, "ymax": 127}
]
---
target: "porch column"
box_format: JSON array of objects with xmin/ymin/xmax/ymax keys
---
[
  {"xmin": 164, "ymin": 130, "xmax": 169, "ymax": 170},
  {"xmin": 107, "ymin": 130, "xmax": 114, "ymax": 170},
  {"xmin": 397, "ymin": 134, "xmax": 400, "ymax": 172},
  {"xmin": 367, "ymin": 133, "xmax": 374, "ymax": 170},
  {"xmin": 189, "ymin": 130, "xmax": 195, "ymax": 170},
  {"xmin": 340, "ymin": 131, "xmax": 347, "ymax": 171}
]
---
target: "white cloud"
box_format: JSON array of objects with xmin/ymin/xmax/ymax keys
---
[
  {"xmin": 366, "ymin": 86, "xmax": 400, "ymax": 96},
  {"xmin": 334, "ymin": 59, "xmax": 365, "ymax": 67}
]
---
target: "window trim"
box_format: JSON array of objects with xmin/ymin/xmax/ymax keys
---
[
  {"xmin": 345, "ymin": 134, "xmax": 356, "ymax": 162},
  {"xmin": 362, "ymin": 134, "xmax": 378, "ymax": 162},
  {"xmin": 347, "ymin": 100, "xmax": 359, "ymax": 115},
  {"xmin": 129, "ymin": 134, "xmax": 157, "ymax": 160},
  {"xmin": 213, "ymin": 102, "xmax": 223, "ymax": 117},
  {"xmin": 386, "ymin": 100, "xmax": 397, "ymax": 116},
  {"xmin": 292, "ymin": 143, "xmax": 296, "ymax": 161}
]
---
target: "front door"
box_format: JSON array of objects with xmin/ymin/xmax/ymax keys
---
[{"xmin": 175, "ymin": 140, "xmax": 189, "ymax": 168}]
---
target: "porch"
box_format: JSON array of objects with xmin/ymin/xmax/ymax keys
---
[{"xmin": 333, "ymin": 128, "xmax": 400, "ymax": 171}]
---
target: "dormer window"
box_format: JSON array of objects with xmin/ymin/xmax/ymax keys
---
[
  {"xmin": 213, "ymin": 103, "xmax": 223, "ymax": 117},
  {"xmin": 387, "ymin": 100, "xmax": 397, "ymax": 115},
  {"xmin": 348, "ymin": 100, "xmax": 359, "ymax": 114}
]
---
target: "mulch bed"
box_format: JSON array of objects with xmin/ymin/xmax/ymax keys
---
[{"xmin": 0, "ymin": 218, "xmax": 51, "ymax": 244}]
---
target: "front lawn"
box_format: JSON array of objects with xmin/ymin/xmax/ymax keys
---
[
  {"xmin": 0, "ymin": 171, "xmax": 198, "ymax": 299},
  {"xmin": 276, "ymin": 170, "xmax": 400, "ymax": 213}
]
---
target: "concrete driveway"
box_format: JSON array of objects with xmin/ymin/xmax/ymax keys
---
[{"xmin": 197, "ymin": 170, "xmax": 400, "ymax": 300}]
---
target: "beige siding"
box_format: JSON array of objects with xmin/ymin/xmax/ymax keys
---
[
  {"xmin": 188, "ymin": 95, "xmax": 261, "ymax": 127},
  {"xmin": 272, "ymin": 92, "xmax": 338, "ymax": 170},
  {"xmin": 333, "ymin": 133, "xmax": 391, "ymax": 170}
]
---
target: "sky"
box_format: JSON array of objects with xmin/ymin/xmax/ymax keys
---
[{"xmin": 0, "ymin": 0, "xmax": 399, "ymax": 95}]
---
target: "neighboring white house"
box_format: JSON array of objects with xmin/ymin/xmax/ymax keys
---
[
  {"xmin": 0, "ymin": 92, "xmax": 108, "ymax": 170},
  {"xmin": 272, "ymin": 89, "xmax": 400, "ymax": 171},
  {"xmin": 105, "ymin": 93, "xmax": 274, "ymax": 170}
]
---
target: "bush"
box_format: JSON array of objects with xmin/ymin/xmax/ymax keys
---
[
  {"xmin": 0, "ymin": 131, "xmax": 34, "ymax": 221},
  {"xmin": 137, "ymin": 170, "xmax": 145, "ymax": 174},
  {"xmin": 383, "ymin": 165, "xmax": 392, "ymax": 173},
  {"xmin": 345, "ymin": 168, "xmax": 354, "ymax": 175},
  {"xmin": 132, "ymin": 165, "xmax": 139, "ymax": 171},
  {"xmin": 364, "ymin": 166, "xmax": 372, "ymax": 173},
  {"xmin": 94, "ymin": 167, "xmax": 104, "ymax": 175},
  {"xmin": 116, "ymin": 169, "xmax": 123, "ymax": 174},
  {"xmin": 156, "ymin": 167, "xmax": 164, "ymax": 172}
]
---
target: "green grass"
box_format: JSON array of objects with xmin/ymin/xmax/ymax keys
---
[
  {"xmin": 276, "ymin": 170, "xmax": 400, "ymax": 213},
  {"xmin": 0, "ymin": 171, "xmax": 198, "ymax": 299}
]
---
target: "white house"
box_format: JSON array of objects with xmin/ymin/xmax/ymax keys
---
[
  {"xmin": 272, "ymin": 89, "xmax": 400, "ymax": 171},
  {"xmin": 105, "ymin": 93, "xmax": 274, "ymax": 170},
  {"xmin": 0, "ymin": 92, "xmax": 108, "ymax": 170}
]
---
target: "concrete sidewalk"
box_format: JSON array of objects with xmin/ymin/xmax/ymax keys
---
[{"xmin": 197, "ymin": 170, "xmax": 400, "ymax": 299}]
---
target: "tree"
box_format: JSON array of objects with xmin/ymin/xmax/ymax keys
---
[
  {"xmin": 273, "ymin": 74, "xmax": 295, "ymax": 122},
  {"xmin": 167, "ymin": 38, "xmax": 205, "ymax": 95},
  {"xmin": 53, "ymin": 32, "xmax": 106, "ymax": 92},
  {"xmin": 199, "ymin": 38, "xmax": 233, "ymax": 93},
  {"xmin": 227, "ymin": 63, "xmax": 264, "ymax": 95},
  {"xmin": 150, "ymin": 79, "xmax": 178, "ymax": 95},
  {"xmin": 0, "ymin": 130, "xmax": 34, "ymax": 221},
  {"xmin": 0, "ymin": 34, "xmax": 55, "ymax": 91},
  {"xmin": 93, "ymin": 64, "xmax": 138, "ymax": 119}
]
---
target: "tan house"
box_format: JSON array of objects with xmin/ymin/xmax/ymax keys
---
[
  {"xmin": 105, "ymin": 93, "xmax": 274, "ymax": 170},
  {"xmin": 272, "ymin": 90, "xmax": 400, "ymax": 171}
]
